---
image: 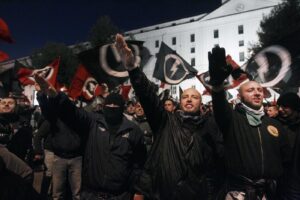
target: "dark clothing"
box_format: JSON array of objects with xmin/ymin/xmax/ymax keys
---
[
  {"xmin": 0, "ymin": 144, "xmax": 33, "ymax": 182},
  {"xmin": 48, "ymin": 92, "xmax": 147, "ymax": 194},
  {"xmin": 36, "ymin": 92, "xmax": 82, "ymax": 159},
  {"xmin": 33, "ymin": 119, "xmax": 53, "ymax": 154},
  {"xmin": 0, "ymin": 113, "xmax": 33, "ymax": 162},
  {"xmin": 278, "ymin": 114, "xmax": 300, "ymax": 199},
  {"xmin": 134, "ymin": 115, "xmax": 153, "ymax": 152},
  {"xmin": 212, "ymin": 90, "xmax": 291, "ymax": 198},
  {"xmin": 129, "ymin": 68, "xmax": 223, "ymax": 200}
]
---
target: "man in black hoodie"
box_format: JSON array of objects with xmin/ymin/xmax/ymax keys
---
[
  {"xmin": 115, "ymin": 34, "xmax": 224, "ymax": 200},
  {"xmin": 208, "ymin": 46, "xmax": 291, "ymax": 200},
  {"xmin": 34, "ymin": 75, "xmax": 147, "ymax": 200}
]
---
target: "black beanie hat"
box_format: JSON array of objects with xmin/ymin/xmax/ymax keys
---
[
  {"xmin": 277, "ymin": 92, "xmax": 300, "ymax": 111},
  {"xmin": 104, "ymin": 93, "xmax": 125, "ymax": 109}
]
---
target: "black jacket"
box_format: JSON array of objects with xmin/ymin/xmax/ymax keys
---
[
  {"xmin": 36, "ymin": 93, "xmax": 82, "ymax": 158},
  {"xmin": 212, "ymin": 90, "xmax": 291, "ymax": 180},
  {"xmin": 48, "ymin": 92, "xmax": 147, "ymax": 193},
  {"xmin": 129, "ymin": 68, "xmax": 224, "ymax": 200}
]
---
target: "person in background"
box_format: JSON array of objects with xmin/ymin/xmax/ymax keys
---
[
  {"xmin": 277, "ymin": 92, "xmax": 300, "ymax": 199},
  {"xmin": 163, "ymin": 98, "xmax": 177, "ymax": 113}
]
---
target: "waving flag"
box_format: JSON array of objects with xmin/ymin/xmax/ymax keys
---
[
  {"xmin": 68, "ymin": 64, "xmax": 103, "ymax": 100},
  {"xmin": 78, "ymin": 40, "xmax": 150, "ymax": 89},
  {"xmin": 17, "ymin": 58, "xmax": 60, "ymax": 86},
  {"xmin": 0, "ymin": 18, "xmax": 13, "ymax": 43},
  {"xmin": 153, "ymin": 42, "xmax": 198, "ymax": 85},
  {"xmin": 0, "ymin": 51, "xmax": 9, "ymax": 62},
  {"xmin": 197, "ymin": 55, "xmax": 250, "ymax": 94}
]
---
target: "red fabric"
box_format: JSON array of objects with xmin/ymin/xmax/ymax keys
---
[
  {"xmin": 68, "ymin": 64, "xmax": 92, "ymax": 99},
  {"xmin": 17, "ymin": 58, "xmax": 60, "ymax": 86},
  {"xmin": 120, "ymin": 85, "xmax": 132, "ymax": 101},
  {"xmin": 17, "ymin": 67, "xmax": 35, "ymax": 85},
  {"xmin": 0, "ymin": 50, "xmax": 9, "ymax": 62},
  {"xmin": 0, "ymin": 18, "xmax": 13, "ymax": 43}
]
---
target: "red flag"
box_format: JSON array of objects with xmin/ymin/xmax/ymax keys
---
[
  {"xmin": 120, "ymin": 85, "xmax": 132, "ymax": 101},
  {"xmin": 0, "ymin": 50, "xmax": 9, "ymax": 62},
  {"xmin": 17, "ymin": 58, "xmax": 60, "ymax": 86},
  {"xmin": 0, "ymin": 18, "xmax": 13, "ymax": 43},
  {"xmin": 68, "ymin": 64, "xmax": 99, "ymax": 100}
]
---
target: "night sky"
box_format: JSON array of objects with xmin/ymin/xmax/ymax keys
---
[{"xmin": 0, "ymin": 0, "xmax": 221, "ymax": 59}]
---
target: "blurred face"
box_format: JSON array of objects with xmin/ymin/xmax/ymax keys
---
[
  {"xmin": 0, "ymin": 98, "xmax": 16, "ymax": 113},
  {"xmin": 278, "ymin": 105, "xmax": 294, "ymax": 118},
  {"xmin": 267, "ymin": 106, "xmax": 279, "ymax": 118},
  {"xmin": 135, "ymin": 103, "xmax": 144, "ymax": 117},
  {"xmin": 126, "ymin": 103, "xmax": 135, "ymax": 115},
  {"xmin": 180, "ymin": 88, "xmax": 201, "ymax": 113},
  {"xmin": 164, "ymin": 100, "xmax": 176, "ymax": 112},
  {"xmin": 239, "ymin": 81, "xmax": 263, "ymax": 110}
]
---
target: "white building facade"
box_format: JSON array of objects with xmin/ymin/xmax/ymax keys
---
[{"xmin": 125, "ymin": 0, "xmax": 282, "ymax": 100}]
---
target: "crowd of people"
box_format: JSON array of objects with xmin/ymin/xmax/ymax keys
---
[{"xmin": 0, "ymin": 34, "xmax": 299, "ymax": 200}]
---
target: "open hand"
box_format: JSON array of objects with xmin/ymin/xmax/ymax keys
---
[
  {"xmin": 34, "ymin": 73, "xmax": 57, "ymax": 97},
  {"xmin": 114, "ymin": 33, "xmax": 140, "ymax": 70},
  {"xmin": 208, "ymin": 46, "xmax": 232, "ymax": 86}
]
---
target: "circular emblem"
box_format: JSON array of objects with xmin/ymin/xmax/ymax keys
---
[{"xmin": 267, "ymin": 125, "xmax": 279, "ymax": 137}]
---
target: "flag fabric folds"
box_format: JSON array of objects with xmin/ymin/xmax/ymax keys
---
[
  {"xmin": 0, "ymin": 51, "xmax": 9, "ymax": 62},
  {"xmin": 153, "ymin": 42, "xmax": 198, "ymax": 85},
  {"xmin": 68, "ymin": 64, "xmax": 103, "ymax": 101},
  {"xmin": 17, "ymin": 58, "xmax": 60, "ymax": 86},
  {"xmin": 0, "ymin": 18, "xmax": 13, "ymax": 43}
]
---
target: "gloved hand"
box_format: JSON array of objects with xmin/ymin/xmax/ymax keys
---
[{"xmin": 208, "ymin": 46, "xmax": 232, "ymax": 86}]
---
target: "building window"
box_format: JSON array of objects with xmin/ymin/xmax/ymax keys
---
[
  {"xmin": 214, "ymin": 29, "xmax": 219, "ymax": 38},
  {"xmin": 238, "ymin": 25, "xmax": 244, "ymax": 34},
  {"xmin": 172, "ymin": 37, "xmax": 176, "ymax": 45},
  {"xmin": 191, "ymin": 58, "xmax": 195, "ymax": 66},
  {"xmin": 239, "ymin": 40, "xmax": 244, "ymax": 47},
  {"xmin": 239, "ymin": 52, "xmax": 245, "ymax": 62},
  {"xmin": 155, "ymin": 40, "xmax": 159, "ymax": 48},
  {"xmin": 191, "ymin": 47, "xmax": 195, "ymax": 53},
  {"xmin": 190, "ymin": 34, "xmax": 195, "ymax": 42}
]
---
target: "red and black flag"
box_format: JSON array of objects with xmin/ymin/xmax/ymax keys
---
[
  {"xmin": 68, "ymin": 64, "xmax": 102, "ymax": 101},
  {"xmin": 17, "ymin": 58, "xmax": 60, "ymax": 86},
  {"xmin": 153, "ymin": 42, "xmax": 198, "ymax": 85}
]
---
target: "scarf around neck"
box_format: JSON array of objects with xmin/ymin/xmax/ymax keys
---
[{"xmin": 239, "ymin": 103, "xmax": 264, "ymax": 126}]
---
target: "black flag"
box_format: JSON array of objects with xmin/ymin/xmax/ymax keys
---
[
  {"xmin": 78, "ymin": 40, "xmax": 151, "ymax": 89},
  {"xmin": 153, "ymin": 42, "xmax": 198, "ymax": 85}
]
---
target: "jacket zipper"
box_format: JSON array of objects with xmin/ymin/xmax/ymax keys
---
[{"xmin": 257, "ymin": 127, "xmax": 264, "ymax": 176}]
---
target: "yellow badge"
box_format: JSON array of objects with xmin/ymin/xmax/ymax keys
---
[{"xmin": 267, "ymin": 125, "xmax": 279, "ymax": 137}]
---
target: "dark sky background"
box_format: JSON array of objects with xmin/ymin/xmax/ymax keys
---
[{"xmin": 0, "ymin": 0, "xmax": 221, "ymax": 59}]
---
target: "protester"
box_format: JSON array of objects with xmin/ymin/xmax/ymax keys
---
[
  {"xmin": 0, "ymin": 144, "xmax": 41, "ymax": 200},
  {"xmin": 277, "ymin": 92, "xmax": 300, "ymax": 199},
  {"xmin": 33, "ymin": 88, "xmax": 83, "ymax": 200},
  {"xmin": 163, "ymin": 98, "xmax": 177, "ymax": 113},
  {"xmin": 208, "ymin": 46, "xmax": 291, "ymax": 200},
  {"xmin": 34, "ymin": 73, "xmax": 147, "ymax": 200},
  {"xmin": 124, "ymin": 100, "xmax": 136, "ymax": 121},
  {"xmin": 0, "ymin": 96, "xmax": 33, "ymax": 162},
  {"xmin": 266, "ymin": 104, "xmax": 279, "ymax": 119},
  {"xmin": 133, "ymin": 102, "xmax": 153, "ymax": 153},
  {"xmin": 115, "ymin": 33, "xmax": 224, "ymax": 200}
]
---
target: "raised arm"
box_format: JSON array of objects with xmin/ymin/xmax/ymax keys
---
[
  {"xmin": 34, "ymin": 74, "xmax": 93, "ymax": 135},
  {"xmin": 115, "ymin": 34, "xmax": 166, "ymax": 133},
  {"xmin": 208, "ymin": 46, "xmax": 233, "ymax": 135}
]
